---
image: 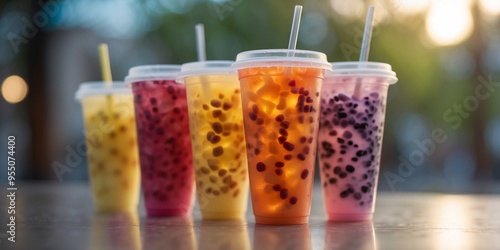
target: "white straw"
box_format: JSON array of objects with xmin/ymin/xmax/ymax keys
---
[
  {"xmin": 359, "ymin": 5, "xmax": 375, "ymax": 61},
  {"xmin": 288, "ymin": 5, "xmax": 303, "ymax": 50},
  {"xmin": 195, "ymin": 24, "xmax": 206, "ymax": 61}
]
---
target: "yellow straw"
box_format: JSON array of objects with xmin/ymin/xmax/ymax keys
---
[{"xmin": 98, "ymin": 43, "xmax": 113, "ymax": 86}]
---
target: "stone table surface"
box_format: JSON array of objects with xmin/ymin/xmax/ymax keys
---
[{"xmin": 0, "ymin": 182, "xmax": 499, "ymax": 250}]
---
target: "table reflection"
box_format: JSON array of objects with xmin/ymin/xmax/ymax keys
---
[
  {"xmin": 324, "ymin": 221, "xmax": 375, "ymax": 250},
  {"xmin": 199, "ymin": 219, "xmax": 250, "ymax": 250},
  {"xmin": 89, "ymin": 211, "xmax": 141, "ymax": 250},
  {"xmin": 143, "ymin": 216, "xmax": 196, "ymax": 250},
  {"xmin": 253, "ymin": 224, "xmax": 311, "ymax": 250},
  {"xmin": 433, "ymin": 196, "xmax": 472, "ymax": 250}
]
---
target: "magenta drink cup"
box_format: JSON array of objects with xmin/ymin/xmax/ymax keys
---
[
  {"xmin": 125, "ymin": 65, "xmax": 195, "ymax": 217},
  {"xmin": 318, "ymin": 62, "xmax": 397, "ymax": 221}
]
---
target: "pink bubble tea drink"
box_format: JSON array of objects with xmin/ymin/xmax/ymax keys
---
[{"xmin": 318, "ymin": 62, "xmax": 397, "ymax": 221}]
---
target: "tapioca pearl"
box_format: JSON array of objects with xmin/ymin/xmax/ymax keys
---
[
  {"xmin": 209, "ymin": 175, "xmax": 217, "ymax": 183},
  {"xmin": 289, "ymin": 197, "xmax": 298, "ymax": 205},
  {"xmin": 229, "ymin": 181, "xmax": 237, "ymax": 189},
  {"xmin": 275, "ymin": 161, "xmax": 285, "ymax": 168},
  {"xmin": 233, "ymin": 189, "xmax": 240, "ymax": 197},
  {"xmin": 213, "ymin": 147, "xmax": 224, "ymax": 157},
  {"xmin": 346, "ymin": 165, "xmax": 355, "ymax": 173},
  {"xmin": 218, "ymin": 169, "xmax": 227, "ymax": 177},
  {"xmin": 212, "ymin": 122, "xmax": 223, "ymax": 134},
  {"xmin": 356, "ymin": 150, "xmax": 368, "ymax": 157},
  {"xmin": 329, "ymin": 178, "xmax": 337, "ymax": 184},
  {"xmin": 212, "ymin": 110, "xmax": 222, "ymax": 118},
  {"xmin": 333, "ymin": 166, "xmax": 341, "ymax": 175},
  {"xmin": 222, "ymin": 175, "xmax": 232, "ymax": 184},
  {"xmin": 212, "ymin": 190, "xmax": 221, "ymax": 196},
  {"xmin": 361, "ymin": 186, "xmax": 369, "ymax": 193},
  {"xmin": 284, "ymin": 154, "xmax": 292, "ymax": 161},
  {"xmin": 347, "ymin": 187, "xmax": 355, "ymax": 193},
  {"xmin": 275, "ymin": 169, "xmax": 284, "ymax": 176},
  {"xmin": 275, "ymin": 114, "xmax": 285, "ymax": 122},
  {"xmin": 211, "ymin": 100, "xmax": 221, "ymax": 108},
  {"xmin": 283, "ymin": 142, "xmax": 295, "ymax": 151},
  {"xmin": 300, "ymin": 136, "xmax": 307, "ymax": 143},
  {"xmin": 340, "ymin": 190, "xmax": 349, "ymax": 198},
  {"xmin": 256, "ymin": 162, "xmax": 266, "ymax": 172},
  {"xmin": 297, "ymin": 153, "xmax": 306, "ymax": 161},
  {"xmin": 302, "ymin": 146, "xmax": 310, "ymax": 155},
  {"xmin": 280, "ymin": 189, "xmax": 289, "ymax": 199},
  {"xmin": 280, "ymin": 121, "xmax": 290, "ymax": 129},
  {"xmin": 254, "ymin": 148, "xmax": 260, "ymax": 156},
  {"xmin": 339, "ymin": 172, "xmax": 347, "ymax": 179},
  {"xmin": 272, "ymin": 184, "xmax": 281, "ymax": 191},
  {"xmin": 351, "ymin": 157, "xmax": 358, "ymax": 162},
  {"xmin": 298, "ymin": 115, "xmax": 305, "ymax": 124},
  {"xmin": 278, "ymin": 136, "xmax": 287, "ymax": 145},
  {"xmin": 340, "ymin": 150, "xmax": 346, "ymax": 155},
  {"xmin": 324, "ymin": 163, "xmax": 331, "ymax": 170},
  {"xmin": 308, "ymin": 137, "xmax": 313, "ymax": 144},
  {"xmin": 256, "ymin": 118, "xmax": 264, "ymax": 125},
  {"xmin": 301, "ymin": 169, "xmax": 309, "ymax": 179},
  {"xmin": 279, "ymin": 128, "xmax": 288, "ymax": 136},
  {"xmin": 288, "ymin": 80, "xmax": 296, "ymax": 87}
]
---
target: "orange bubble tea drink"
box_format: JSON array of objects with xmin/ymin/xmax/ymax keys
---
[
  {"xmin": 177, "ymin": 61, "xmax": 249, "ymax": 220},
  {"xmin": 75, "ymin": 82, "xmax": 141, "ymax": 212},
  {"xmin": 233, "ymin": 50, "xmax": 332, "ymax": 225}
]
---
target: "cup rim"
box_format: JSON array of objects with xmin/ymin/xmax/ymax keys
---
[
  {"xmin": 176, "ymin": 60, "xmax": 234, "ymax": 84},
  {"xmin": 232, "ymin": 49, "xmax": 332, "ymax": 71},
  {"xmin": 325, "ymin": 61, "xmax": 398, "ymax": 84},
  {"xmin": 74, "ymin": 81, "xmax": 130, "ymax": 101},
  {"xmin": 124, "ymin": 64, "xmax": 181, "ymax": 85}
]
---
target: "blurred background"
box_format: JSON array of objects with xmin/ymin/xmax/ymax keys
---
[{"xmin": 0, "ymin": 0, "xmax": 499, "ymax": 193}]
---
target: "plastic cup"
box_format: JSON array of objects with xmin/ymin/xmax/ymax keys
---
[
  {"xmin": 125, "ymin": 65, "xmax": 195, "ymax": 217},
  {"xmin": 177, "ymin": 61, "xmax": 249, "ymax": 220},
  {"xmin": 232, "ymin": 49, "xmax": 332, "ymax": 225},
  {"xmin": 317, "ymin": 62, "xmax": 397, "ymax": 221},
  {"xmin": 75, "ymin": 82, "xmax": 140, "ymax": 212}
]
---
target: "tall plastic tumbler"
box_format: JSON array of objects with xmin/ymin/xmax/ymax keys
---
[
  {"xmin": 75, "ymin": 82, "xmax": 141, "ymax": 212},
  {"xmin": 125, "ymin": 65, "xmax": 195, "ymax": 217},
  {"xmin": 317, "ymin": 62, "xmax": 397, "ymax": 221},
  {"xmin": 177, "ymin": 61, "xmax": 249, "ymax": 220},
  {"xmin": 232, "ymin": 50, "xmax": 332, "ymax": 225}
]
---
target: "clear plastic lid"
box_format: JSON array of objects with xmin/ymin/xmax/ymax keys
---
[
  {"xmin": 326, "ymin": 62, "xmax": 398, "ymax": 84},
  {"xmin": 124, "ymin": 65, "xmax": 181, "ymax": 84},
  {"xmin": 176, "ymin": 61, "xmax": 234, "ymax": 83},
  {"xmin": 74, "ymin": 81, "xmax": 130, "ymax": 101},
  {"xmin": 232, "ymin": 49, "xmax": 332, "ymax": 71}
]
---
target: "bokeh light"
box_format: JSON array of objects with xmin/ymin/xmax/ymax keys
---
[
  {"xmin": 329, "ymin": 0, "xmax": 364, "ymax": 20},
  {"xmin": 479, "ymin": 0, "xmax": 500, "ymax": 15},
  {"xmin": 392, "ymin": 0, "xmax": 432, "ymax": 15},
  {"xmin": 425, "ymin": 0, "xmax": 473, "ymax": 46},
  {"xmin": 1, "ymin": 75, "xmax": 29, "ymax": 104}
]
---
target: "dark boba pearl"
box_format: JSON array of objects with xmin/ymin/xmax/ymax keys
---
[
  {"xmin": 275, "ymin": 161, "xmax": 284, "ymax": 168},
  {"xmin": 337, "ymin": 138, "xmax": 345, "ymax": 144},
  {"xmin": 275, "ymin": 114, "xmax": 285, "ymax": 122},
  {"xmin": 339, "ymin": 172, "xmax": 347, "ymax": 179},
  {"xmin": 347, "ymin": 187, "xmax": 354, "ymax": 193},
  {"xmin": 213, "ymin": 147, "xmax": 223, "ymax": 157},
  {"xmin": 340, "ymin": 190, "xmax": 349, "ymax": 198},
  {"xmin": 249, "ymin": 112, "xmax": 257, "ymax": 121},
  {"xmin": 149, "ymin": 98, "xmax": 157, "ymax": 105},
  {"xmin": 288, "ymin": 80, "xmax": 296, "ymax": 87},
  {"xmin": 283, "ymin": 142, "xmax": 295, "ymax": 151},
  {"xmin": 275, "ymin": 169, "xmax": 283, "ymax": 175},
  {"xmin": 272, "ymin": 184, "xmax": 281, "ymax": 191},
  {"xmin": 280, "ymin": 189, "xmax": 288, "ymax": 199},
  {"xmin": 329, "ymin": 130, "xmax": 337, "ymax": 136},
  {"xmin": 212, "ymin": 122, "xmax": 223, "ymax": 134},
  {"xmin": 284, "ymin": 154, "xmax": 293, "ymax": 161},
  {"xmin": 343, "ymin": 131, "xmax": 352, "ymax": 139},
  {"xmin": 329, "ymin": 178, "xmax": 337, "ymax": 184},
  {"xmin": 256, "ymin": 162, "xmax": 266, "ymax": 172},
  {"xmin": 211, "ymin": 99, "xmax": 221, "ymax": 108},
  {"xmin": 354, "ymin": 193, "xmax": 362, "ymax": 200},
  {"xmin": 361, "ymin": 186, "xmax": 369, "ymax": 193},
  {"xmin": 333, "ymin": 167, "xmax": 341, "ymax": 174},
  {"xmin": 297, "ymin": 153, "xmax": 306, "ymax": 161},
  {"xmin": 280, "ymin": 121, "xmax": 290, "ymax": 129},
  {"xmin": 290, "ymin": 197, "xmax": 298, "ymax": 205},
  {"xmin": 300, "ymin": 136, "xmax": 307, "ymax": 143},
  {"xmin": 346, "ymin": 165, "xmax": 355, "ymax": 173},
  {"xmin": 301, "ymin": 169, "xmax": 309, "ymax": 179}
]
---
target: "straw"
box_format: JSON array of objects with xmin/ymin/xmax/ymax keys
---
[
  {"xmin": 98, "ymin": 43, "xmax": 113, "ymax": 87},
  {"xmin": 354, "ymin": 5, "xmax": 375, "ymax": 99},
  {"xmin": 196, "ymin": 24, "xmax": 206, "ymax": 61},
  {"xmin": 288, "ymin": 5, "xmax": 303, "ymax": 50},
  {"xmin": 285, "ymin": 5, "xmax": 303, "ymax": 77}
]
